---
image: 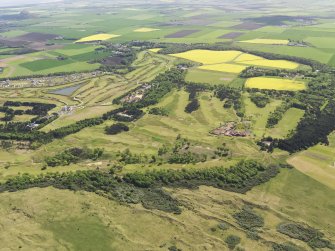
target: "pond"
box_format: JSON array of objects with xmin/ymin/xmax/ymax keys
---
[{"xmin": 48, "ymin": 84, "xmax": 83, "ymax": 96}]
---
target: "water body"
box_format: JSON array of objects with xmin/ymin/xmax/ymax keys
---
[{"xmin": 49, "ymin": 84, "xmax": 83, "ymax": 96}]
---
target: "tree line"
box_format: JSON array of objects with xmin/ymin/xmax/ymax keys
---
[{"xmin": 0, "ymin": 160, "xmax": 281, "ymax": 213}]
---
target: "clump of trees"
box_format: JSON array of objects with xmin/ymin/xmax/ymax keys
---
[
  {"xmin": 0, "ymin": 101, "xmax": 56, "ymax": 123},
  {"xmin": 277, "ymin": 100, "xmax": 335, "ymax": 152},
  {"xmin": 105, "ymin": 123, "xmax": 129, "ymax": 135},
  {"xmin": 185, "ymin": 99, "xmax": 200, "ymax": 113},
  {"xmin": 116, "ymin": 148, "xmax": 148, "ymax": 164},
  {"xmin": 184, "ymin": 84, "xmax": 202, "ymax": 113},
  {"xmin": 45, "ymin": 147, "xmax": 104, "ymax": 167},
  {"xmin": 214, "ymin": 143, "xmax": 230, "ymax": 157},
  {"xmin": 123, "ymin": 160, "xmax": 278, "ymax": 193},
  {"xmin": 157, "ymin": 136, "xmax": 207, "ymax": 164},
  {"xmin": 215, "ymin": 86, "xmax": 244, "ymax": 117},
  {"xmin": 267, "ymin": 102, "xmax": 292, "ymax": 128},
  {"xmin": 250, "ymin": 93, "xmax": 270, "ymax": 108},
  {"xmin": 4, "ymin": 101, "xmax": 56, "ymax": 116},
  {"xmin": 168, "ymin": 151, "xmax": 206, "ymax": 164},
  {"xmin": 148, "ymin": 107, "xmax": 168, "ymax": 116}
]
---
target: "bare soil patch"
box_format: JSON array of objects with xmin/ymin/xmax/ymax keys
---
[
  {"xmin": 218, "ymin": 32, "xmax": 244, "ymax": 39},
  {"xmin": 165, "ymin": 30, "xmax": 200, "ymax": 38},
  {"xmin": 230, "ymin": 22, "xmax": 265, "ymax": 30},
  {"xmin": 15, "ymin": 32, "xmax": 59, "ymax": 42}
]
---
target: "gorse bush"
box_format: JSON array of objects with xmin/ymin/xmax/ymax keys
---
[
  {"xmin": 225, "ymin": 235, "xmax": 241, "ymax": 250},
  {"xmin": 105, "ymin": 123, "xmax": 129, "ymax": 135},
  {"xmin": 277, "ymin": 222, "xmax": 334, "ymax": 249},
  {"xmin": 45, "ymin": 147, "xmax": 104, "ymax": 167},
  {"xmin": 233, "ymin": 206, "xmax": 264, "ymax": 230}
]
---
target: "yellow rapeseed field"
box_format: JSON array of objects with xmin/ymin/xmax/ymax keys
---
[
  {"xmin": 170, "ymin": 50, "xmax": 242, "ymax": 64},
  {"xmin": 76, "ymin": 34, "xmax": 120, "ymax": 43},
  {"xmin": 134, "ymin": 28, "xmax": 160, "ymax": 32},
  {"xmin": 148, "ymin": 48, "xmax": 162, "ymax": 53},
  {"xmin": 239, "ymin": 39, "xmax": 289, "ymax": 45},
  {"xmin": 245, "ymin": 77, "xmax": 306, "ymax": 91},
  {"xmin": 199, "ymin": 63, "xmax": 247, "ymax": 73},
  {"xmin": 169, "ymin": 49, "xmax": 300, "ymax": 74},
  {"xmin": 234, "ymin": 53, "xmax": 264, "ymax": 62},
  {"xmin": 241, "ymin": 59, "xmax": 299, "ymax": 69}
]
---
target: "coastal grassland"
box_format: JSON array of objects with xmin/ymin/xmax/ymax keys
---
[
  {"xmin": 1, "ymin": 167, "xmax": 334, "ymax": 251},
  {"xmin": 0, "ymin": 187, "xmax": 270, "ymax": 251},
  {"xmin": 247, "ymin": 168, "xmax": 335, "ymax": 238},
  {"xmin": 245, "ymin": 77, "xmax": 306, "ymax": 91}
]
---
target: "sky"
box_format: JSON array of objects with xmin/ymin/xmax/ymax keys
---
[{"xmin": 0, "ymin": 0, "xmax": 62, "ymax": 7}]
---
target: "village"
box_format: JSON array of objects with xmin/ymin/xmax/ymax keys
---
[{"xmin": 0, "ymin": 71, "xmax": 104, "ymax": 89}]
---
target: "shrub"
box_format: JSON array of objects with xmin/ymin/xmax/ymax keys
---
[
  {"xmin": 272, "ymin": 242, "xmax": 303, "ymax": 251},
  {"xmin": 250, "ymin": 93, "xmax": 270, "ymax": 108},
  {"xmin": 233, "ymin": 207, "xmax": 264, "ymax": 230},
  {"xmin": 45, "ymin": 147, "xmax": 103, "ymax": 167},
  {"xmin": 185, "ymin": 99, "xmax": 200, "ymax": 113},
  {"xmin": 105, "ymin": 123, "xmax": 129, "ymax": 135},
  {"xmin": 225, "ymin": 235, "xmax": 241, "ymax": 250},
  {"xmin": 148, "ymin": 107, "xmax": 168, "ymax": 116},
  {"xmin": 277, "ymin": 222, "xmax": 334, "ymax": 249}
]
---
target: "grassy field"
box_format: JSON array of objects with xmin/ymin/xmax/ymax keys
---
[
  {"xmin": 239, "ymin": 39, "xmax": 289, "ymax": 45},
  {"xmin": 245, "ymin": 77, "xmax": 306, "ymax": 91},
  {"xmin": 244, "ymin": 94, "xmax": 282, "ymax": 138},
  {"xmin": 185, "ymin": 68, "xmax": 237, "ymax": 85},
  {"xmin": 287, "ymin": 133, "xmax": 335, "ymax": 190},
  {"xmin": 0, "ymin": 167, "xmax": 333, "ymax": 251},
  {"xmin": 267, "ymin": 108, "xmax": 305, "ymax": 138}
]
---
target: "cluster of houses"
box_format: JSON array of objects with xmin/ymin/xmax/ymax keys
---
[
  {"xmin": 116, "ymin": 112, "xmax": 133, "ymax": 119},
  {"xmin": 0, "ymin": 71, "xmax": 104, "ymax": 89},
  {"xmin": 121, "ymin": 84, "xmax": 152, "ymax": 104},
  {"xmin": 211, "ymin": 122, "xmax": 249, "ymax": 137}
]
